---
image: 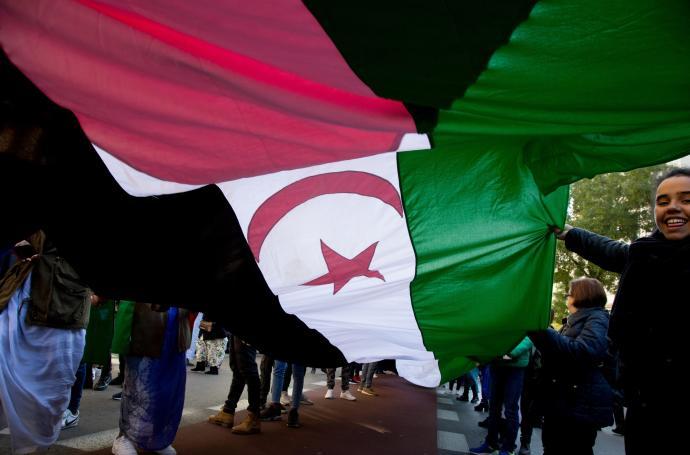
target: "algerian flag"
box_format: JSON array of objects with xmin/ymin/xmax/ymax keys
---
[
  {"xmin": 219, "ymin": 151, "xmax": 439, "ymax": 385},
  {"xmin": 1, "ymin": 0, "xmax": 689, "ymax": 385},
  {"xmin": 93, "ymin": 138, "xmax": 566, "ymax": 386},
  {"xmin": 221, "ymin": 145, "xmax": 568, "ymax": 385}
]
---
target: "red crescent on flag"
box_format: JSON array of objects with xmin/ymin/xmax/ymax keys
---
[{"xmin": 247, "ymin": 171, "xmax": 403, "ymax": 262}]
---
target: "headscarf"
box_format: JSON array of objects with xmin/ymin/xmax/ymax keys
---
[{"xmin": 0, "ymin": 230, "xmax": 45, "ymax": 311}]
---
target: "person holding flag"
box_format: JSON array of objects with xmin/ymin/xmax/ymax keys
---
[{"xmin": 554, "ymin": 168, "xmax": 690, "ymax": 454}]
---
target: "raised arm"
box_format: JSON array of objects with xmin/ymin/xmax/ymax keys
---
[{"xmin": 560, "ymin": 227, "xmax": 629, "ymax": 274}]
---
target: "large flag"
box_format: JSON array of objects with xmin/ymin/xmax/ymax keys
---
[{"xmin": 1, "ymin": 0, "xmax": 689, "ymax": 385}]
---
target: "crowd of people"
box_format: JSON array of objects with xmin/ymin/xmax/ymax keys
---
[{"xmin": 0, "ymin": 168, "xmax": 687, "ymax": 454}]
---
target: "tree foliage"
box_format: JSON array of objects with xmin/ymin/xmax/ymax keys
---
[{"xmin": 552, "ymin": 163, "xmax": 671, "ymax": 321}]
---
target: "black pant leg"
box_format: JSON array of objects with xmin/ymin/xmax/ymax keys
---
[
  {"xmin": 223, "ymin": 337, "xmax": 246, "ymax": 413},
  {"xmin": 259, "ymin": 354, "xmax": 273, "ymax": 407},
  {"xmin": 235, "ymin": 339, "xmax": 260, "ymax": 414}
]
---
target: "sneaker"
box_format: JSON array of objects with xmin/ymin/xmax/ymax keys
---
[
  {"xmin": 112, "ymin": 392, "xmax": 122, "ymax": 401},
  {"xmin": 110, "ymin": 375, "xmax": 124, "ymax": 386},
  {"xmin": 350, "ymin": 375, "xmax": 361, "ymax": 384},
  {"xmin": 324, "ymin": 389, "xmax": 335, "ymax": 399},
  {"xmin": 259, "ymin": 403, "xmax": 282, "ymax": 421},
  {"xmin": 300, "ymin": 396, "xmax": 314, "ymax": 406},
  {"xmin": 469, "ymin": 441, "xmax": 498, "ymax": 454},
  {"xmin": 112, "ymin": 434, "xmax": 138, "ymax": 455},
  {"xmin": 360, "ymin": 387, "xmax": 378, "ymax": 396},
  {"xmin": 340, "ymin": 390, "xmax": 356, "ymax": 401},
  {"xmin": 62, "ymin": 409, "xmax": 79, "ymax": 429},
  {"xmin": 280, "ymin": 391, "xmax": 291, "ymax": 406},
  {"xmin": 155, "ymin": 445, "xmax": 177, "ymax": 455},
  {"xmin": 517, "ymin": 444, "xmax": 531, "ymax": 455},
  {"xmin": 286, "ymin": 408, "xmax": 301, "ymax": 428},
  {"xmin": 94, "ymin": 373, "xmax": 112, "ymax": 391}
]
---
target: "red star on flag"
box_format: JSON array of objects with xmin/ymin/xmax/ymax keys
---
[{"xmin": 304, "ymin": 240, "xmax": 385, "ymax": 294}]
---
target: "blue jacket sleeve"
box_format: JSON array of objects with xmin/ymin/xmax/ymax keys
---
[{"xmin": 530, "ymin": 315, "xmax": 609, "ymax": 365}]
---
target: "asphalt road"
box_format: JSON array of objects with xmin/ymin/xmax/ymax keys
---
[{"xmin": 0, "ymin": 356, "xmax": 626, "ymax": 454}]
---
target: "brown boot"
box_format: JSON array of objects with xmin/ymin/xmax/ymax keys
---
[
  {"xmin": 208, "ymin": 409, "xmax": 234, "ymax": 427},
  {"xmin": 231, "ymin": 411, "xmax": 261, "ymax": 435}
]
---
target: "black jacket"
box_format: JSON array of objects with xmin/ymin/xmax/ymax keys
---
[
  {"xmin": 565, "ymin": 228, "xmax": 686, "ymax": 407},
  {"xmin": 199, "ymin": 314, "xmax": 228, "ymax": 341},
  {"xmin": 28, "ymin": 240, "xmax": 91, "ymax": 329},
  {"xmin": 530, "ymin": 307, "xmax": 613, "ymax": 427},
  {"xmin": 129, "ymin": 303, "xmax": 191, "ymax": 357}
]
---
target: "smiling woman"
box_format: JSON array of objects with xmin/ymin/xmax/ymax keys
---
[
  {"xmin": 554, "ymin": 167, "xmax": 690, "ymax": 454},
  {"xmin": 654, "ymin": 168, "xmax": 690, "ymax": 241}
]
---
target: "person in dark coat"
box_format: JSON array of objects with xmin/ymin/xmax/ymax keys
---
[
  {"xmin": 529, "ymin": 278, "xmax": 613, "ymax": 455},
  {"xmin": 554, "ymin": 167, "xmax": 690, "ymax": 455}
]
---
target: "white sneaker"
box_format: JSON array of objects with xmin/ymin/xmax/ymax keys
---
[
  {"xmin": 112, "ymin": 435, "xmax": 138, "ymax": 455},
  {"xmin": 155, "ymin": 445, "xmax": 177, "ymax": 455},
  {"xmin": 340, "ymin": 390, "xmax": 356, "ymax": 401},
  {"xmin": 324, "ymin": 389, "xmax": 335, "ymax": 399},
  {"xmin": 61, "ymin": 409, "xmax": 79, "ymax": 429},
  {"xmin": 280, "ymin": 391, "xmax": 291, "ymax": 406}
]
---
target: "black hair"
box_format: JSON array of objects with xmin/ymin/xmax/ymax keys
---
[{"xmin": 657, "ymin": 167, "xmax": 690, "ymax": 187}]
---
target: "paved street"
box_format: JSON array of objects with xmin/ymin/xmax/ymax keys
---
[
  {"xmin": 0, "ymin": 356, "xmax": 625, "ymax": 454},
  {"xmin": 436, "ymin": 386, "xmax": 625, "ymax": 455}
]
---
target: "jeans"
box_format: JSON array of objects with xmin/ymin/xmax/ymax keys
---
[
  {"xmin": 486, "ymin": 365, "xmax": 525, "ymax": 453},
  {"xmin": 361, "ymin": 362, "xmax": 378, "ymax": 388},
  {"xmin": 67, "ymin": 362, "xmax": 87, "ymax": 413},
  {"xmin": 460, "ymin": 369, "xmax": 479, "ymax": 398},
  {"xmin": 282, "ymin": 363, "xmax": 293, "ymax": 392},
  {"xmin": 326, "ymin": 365, "xmax": 351, "ymax": 391},
  {"xmin": 270, "ymin": 360, "xmax": 288, "ymax": 403},
  {"xmin": 290, "ymin": 364, "xmax": 306, "ymax": 411},
  {"xmin": 479, "ymin": 364, "xmax": 491, "ymax": 401}
]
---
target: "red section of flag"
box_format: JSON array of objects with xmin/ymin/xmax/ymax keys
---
[{"xmin": 0, "ymin": 0, "xmax": 416, "ymax": 184}]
